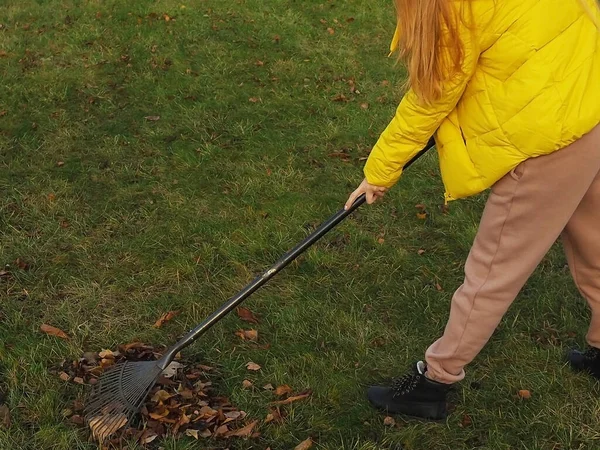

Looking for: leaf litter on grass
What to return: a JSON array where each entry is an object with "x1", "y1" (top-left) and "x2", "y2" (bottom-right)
[{"x1": 56, "y1": 342, "x2": 260, "y2": 447}]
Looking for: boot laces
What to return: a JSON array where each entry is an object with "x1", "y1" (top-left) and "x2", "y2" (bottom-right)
[
  {"x1": 391, "y1": 373, "x2": 420, "y2": 397},
  {"x1": 584, "y1": 347, "x2": 600, "y2": 363}
]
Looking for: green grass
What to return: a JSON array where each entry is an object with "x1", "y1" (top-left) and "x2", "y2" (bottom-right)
[{"x1": 1, "y1": 0, "x2": 599, "y2": 449}]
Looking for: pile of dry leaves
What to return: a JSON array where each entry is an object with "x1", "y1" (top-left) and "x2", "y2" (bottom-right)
[{"x1": 56, "y1": 342, "x2": 261, "y2": 448}]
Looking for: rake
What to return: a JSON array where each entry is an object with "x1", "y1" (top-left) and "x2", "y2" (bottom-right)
[{"x1": 84, "y1": 139, "x2": 434, "y2": 441}]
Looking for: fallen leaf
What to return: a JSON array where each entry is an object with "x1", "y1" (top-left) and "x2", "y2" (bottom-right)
[
  {"x1": 274, "y1": 385, "x2": 293, "y2": 397},
  {"x1": 163, "y1": 14, "x2": 171, "y2": 21},
  {"x1": 59, "y1": 372, "x2": 70, "y2": 382},
  {"x1": 320, "y1": 19, "x2": 327, "y2": 24},
  {"x1": 70, "y1": 415, "x2": 84, "y2": 425},
  {"x1": 295, "y1": 437, "x2": 313, "y2": 450},
  {"x1": 237, "y1": 307, "x2": 259, "y2": 324},
  {"x1": 40, "y1": 324, "x2": 69, "y2": 340},
  {"x1": 416, "y1": 212, "x2": 428, "y2": 220},
  {"x1": 248, "y1": 97, "x2": 260, "y2": 103},
  {"x1": 149, "y1": 409, "x2": 170, "y2": 420},
  {"x1": 153, "y1": 310, "x2": 179, "y2": 328},
  {"x1": 140, "y1": 430, "x2": 158, "y2": 444},
  {"x1": 263, "y1": 383, "x2": 274, "y2": 391},
  {"x1": 0, "y1": 405, "x2": 10, "y2": 428},
  {"x1": 518, "y1": 389, "x2": 531, "y2": 399},
  {"x1": 273, "y1": 35, "x2": 280, "y2": 43},
  {"x1": 226, "y1": 420, "x2": 258, "y2": 437},
  {"x1": 270, "y1": 390, "x2": 311, "y2": 406},
  {"x1": 214, "y1": 424, "x2": 229, "y2": 436},
  {"x1": 242, "y1": 379, "x2": 253, "y2": 389},
  {"x1": 151, "y1": 390, "x2": 174, "y2": 403},
  {"x1": 360, "y1": 103, "x2": 369, "y2": 110},
  {"x1": 418, "y1": 249, "x2": 426, "y2": 255},
  {"x1": 0, "y1": 51, "x2": 8, "y2": 57},
  {"x1": 15, "y1": 258, "x2": 30, "y2": 270},
  {"x1": 435, "y1": 283, "x2": 443, "y2": 291},
  {"x1": 383, "y1": 416, "x2": 395, "y2": 426},
  {"x1": 98, "y1": 349, "x2": 115, "y2": 359},
  {"x1": 415, "y1": 203, "x2": 426, "y2": 210},
  {"x1": 185, "y1": 428, "x2": 200, "y2": 439},
  {"x1": 256, "y1": 60, "x2": 265, "y2": 66},
  {"x1": 377, "y1": 237, "x2": 385, "y2": 244},
  {"x1": 246, "y1": 361, "x2": 261, "y2": 371},
  {"x1": 235, "y1": 329, "x2": 258, "y2": 341},
  {"x1": 161, "y1": 361, "x2": 184, "y2": 378},
  {"x1": 460, "y1": 414, "x2": 472, "y2": 427},
  {"x1": 144, "y1": 115, "x2": 161, "y2": 121},
  {"x1": 346, "y1": 17, "x2": 355, "y2": 22},
  {"x1": 332, "y1": 93, "x2": 348, "y2": 102},
  {"x1": 326, "y1": 27, "x2": 335, "y2": 35},
  {"x1": 73, "y1": 377, "x2": 84, "y2": 385}
]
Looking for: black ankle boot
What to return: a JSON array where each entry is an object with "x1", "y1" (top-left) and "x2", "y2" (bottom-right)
[
  {"x1": 567, "y1": 347, "x2": 600, "y2": 379},
  {"x1": 367, "y1": 361, "x2": 452, "y2": 421}
]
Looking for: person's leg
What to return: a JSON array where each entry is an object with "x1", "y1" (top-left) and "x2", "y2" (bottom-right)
[
  {"x1": 367, "y1": 124, "x2": 600, "y2": 420},
  {"x1": 425, "y1": 123, "x2": 600, "y2": 384},
  {"x1": 562, "y1": 159, "x2": 600, "y2": 378}
]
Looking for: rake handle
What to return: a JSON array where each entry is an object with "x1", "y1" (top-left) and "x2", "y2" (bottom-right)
[{"x1": 160, "y1": 138, "x2": 435, "y2": 367}]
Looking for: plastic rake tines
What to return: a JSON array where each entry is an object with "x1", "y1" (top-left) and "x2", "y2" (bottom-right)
[{"x1": 84, "y1": 360, "x2": 163, "y2": 442}]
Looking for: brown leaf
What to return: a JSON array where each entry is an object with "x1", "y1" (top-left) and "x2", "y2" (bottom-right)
[
  {"x1": 73, "y1": 377, "x2": 84, "y2": 385},
  {"x1": 185, "y1": 428, "x2": 200, "y2": 439},
  {"x1": 151, "y1": 390, "x2": 173, "y2": 403},
  {"x1": 270, "y1": 390, "x2": 311, "y2": 406},
  {"x1": 248, "y1": 97, "x2": 260, "y2": 103},
  {"x1": 518, "y1": 389, "x2": 531, "y2": 399},
  {"x1": 226, "y1": 420, "x2": 258, "y2": 437},
  {"x1": 235, "y1": 329, "x2": 258, "y2": 341},
  {"x1": 295, "y1": 437, "x2": 313, "y2": 450},
  {"x1": 0, "y1": 51, "x2": 8, "y2": 57},
  {"x1": 246, "y1": 361, "x2": 261, "y2": 371},
  {"x1": 40, "y1": 324, "x2": 69, "y2": 340},
  {"x1": 214, "y1": 424, "x2": 229, "y2": 436},
  {"x1": 460, "y1": 414, "x2": 472, "y2": 427},
  {"x1": 415, "y1": 203, "x2": 426, "y2": 210},
  {"x1": 435, "y1": 283, "x2": 443, "y2": 292},
  {"x1": 274, "y1": 385, "x2": 293, "y2": 397},
  {"x1": 331, "y1": 93, "x2": 348, "y2": 102},
  {"x1": 98, "y1": 349, "x2": 115, "y2": 359},
  {"x1": 319, "y1": 19, "x2": 327, "y2": 24},
  {"x1": 0, "y1": 405, "x2": 10, "y2": 428},
  {"x1": 237, "y1": 307, "x2": 259, "y2": 324},
  {"x1": 273, "y1": 35, "x2": 280, "y2": 43},
  {"x1": 153, "y1": 310, "x2": 179, "y2": 328},
  {"x1": 346, "y1": 17, "x2": 355, "y2": 23},
  {"x1": 149, "y1": 409, "x2": 170, "y2": 420},
  {"x1": 59, "y1": 372, "x2": 70, "y2": 382},
  {"x1": 15, "y1": 258, "x2": 30, "y2": 270},
  {"x1": 377, "y1": 237, "x2": 385, "y2": 244},
  {"x1": 144, "y1": 115, "x2": 161, "y2": 121},
  {"x1": 140, "y1": 429, "x2": 159, "y2": 444},
  {"x1": 326, "y1": 27, "x2": 335, "y2": 35},
  {"x1": 416, "y1": 212, "x2": 428, "y2": 220},
  {"x1": 263, "y1": 383, "x2": 274, "y2": 391},
  {"x1": 70, "y1": 414, "x2": 84, "y2": 425},
  {"x1": 242, "y1": 379, "x2": 253, "y2": 389},
  {"x1": 418, "y1": 249, "x2": 426, "y2": 255},
  {"x1": 383, "y1": 416, "x2": 395, "y2": 426},
  {"x1": 360, "y1": 103, "x2": 369, "y2": 110},
  {"x1": 256, "y1": 60, "x2": 265, "y2": 66}
]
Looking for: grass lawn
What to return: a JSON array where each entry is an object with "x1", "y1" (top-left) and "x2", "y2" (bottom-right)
[{"x1": 1, "y1": 0, "x2": 599, "y2": 449}]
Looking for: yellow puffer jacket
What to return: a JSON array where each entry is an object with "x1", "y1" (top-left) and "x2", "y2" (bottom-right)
[{"x1": 364, "y1": 0, "x2": 600, "y2": 202}]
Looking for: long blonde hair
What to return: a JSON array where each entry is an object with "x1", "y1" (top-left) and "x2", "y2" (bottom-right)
[
  {"x1": 394, "y1": 0, "x2": 598, "y2": 104},
  {"x1": 393, "y1": 0, "x2": 465, "y2": 104}
]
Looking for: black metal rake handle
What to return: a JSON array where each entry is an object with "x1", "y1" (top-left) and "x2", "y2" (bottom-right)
[{"x1": 159, "y1": 137, "x2": 435, "y2": 367}]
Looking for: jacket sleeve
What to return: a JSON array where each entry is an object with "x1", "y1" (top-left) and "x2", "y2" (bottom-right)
[{"x1": 363, "y1": 23, "x2": 480, "y2": 188}]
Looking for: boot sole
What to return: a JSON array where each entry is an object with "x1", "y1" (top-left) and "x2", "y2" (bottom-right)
[{"x1": 368, "y1": 396, "x2": 447, "y2": 422}]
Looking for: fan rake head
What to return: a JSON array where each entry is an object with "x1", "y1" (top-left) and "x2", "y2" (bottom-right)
[{"x1": 84, "y1": 360, "x2": 164, "y2": 442}]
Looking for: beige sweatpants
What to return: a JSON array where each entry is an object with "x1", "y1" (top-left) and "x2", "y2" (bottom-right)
[{"x1": 425, "y1": 123, "x2": 600, "y2": 384}]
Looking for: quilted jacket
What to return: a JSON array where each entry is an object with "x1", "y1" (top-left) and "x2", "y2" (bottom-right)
[{"x1": 363, "y1": 0, "x2": 600, "y2": 201}]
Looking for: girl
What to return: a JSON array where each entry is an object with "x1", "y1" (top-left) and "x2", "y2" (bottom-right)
[{"x1": 345, "y1": 0, "x2": 600, "y2": 420}]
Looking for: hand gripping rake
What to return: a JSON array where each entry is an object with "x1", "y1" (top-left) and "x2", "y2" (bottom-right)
[{"x1": 84, "y1": 139, "x2": 434, "y2": 441}]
